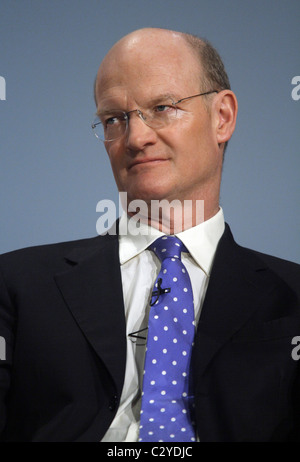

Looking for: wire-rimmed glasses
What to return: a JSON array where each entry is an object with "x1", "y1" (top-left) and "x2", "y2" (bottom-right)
[{"x1": 91, "y1": 90, "x2": 218, "y2": 142}]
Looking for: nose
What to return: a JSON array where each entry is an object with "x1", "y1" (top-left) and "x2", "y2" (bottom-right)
[{"x1": 125, "y1": 110, "x2": 157, "y2": 151}]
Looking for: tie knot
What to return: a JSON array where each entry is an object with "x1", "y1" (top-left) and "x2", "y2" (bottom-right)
[{"x1": 149, "y1": 236, "x2": 187, "y2": 262}]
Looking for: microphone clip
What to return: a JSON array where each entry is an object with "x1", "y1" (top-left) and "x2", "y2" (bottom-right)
[{"x1": 128, "y1": 327, "x2": 148, "y2": 344}]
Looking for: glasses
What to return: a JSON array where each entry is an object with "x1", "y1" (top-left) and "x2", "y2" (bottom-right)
[{"x1": 91, "y1": 90, "x2": 218, "y2": 142}]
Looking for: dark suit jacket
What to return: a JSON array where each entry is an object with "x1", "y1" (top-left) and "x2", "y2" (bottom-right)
[{"x1": 0, "y1": 224, "x2": 299, "y2": 442}]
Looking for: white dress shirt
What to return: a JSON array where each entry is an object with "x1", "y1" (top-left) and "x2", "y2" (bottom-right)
[{"x1": 101, "y1": 208, "x2": 225, "y2": 442}]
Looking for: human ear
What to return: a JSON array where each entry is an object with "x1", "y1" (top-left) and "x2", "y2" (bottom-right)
[{"x1": 214, "y1": 90, "x2": 238, "y2": 145}]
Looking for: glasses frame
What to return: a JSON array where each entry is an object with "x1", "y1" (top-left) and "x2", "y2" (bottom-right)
[
  {"x1": 92, "y1": 90, "x2": 219, "y2": 142},
  {"x1": 173, "y1": 90, "x2": 218, "y2": 106}
]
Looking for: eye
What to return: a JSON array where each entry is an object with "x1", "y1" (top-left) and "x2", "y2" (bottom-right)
[
  {"x1": 105, "y1": 117, "x2": 117, "y2": 126},
  {"x1": 104, "y1": 114, "x2": 125, "y2": 126},
  {"x1": 154, "y1": 104, "x2": 174, "y2": 113}
]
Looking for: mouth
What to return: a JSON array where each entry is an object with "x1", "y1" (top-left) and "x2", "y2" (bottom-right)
[{"x1": 128, "y1": 158, "x2": 169, "y2": 170}]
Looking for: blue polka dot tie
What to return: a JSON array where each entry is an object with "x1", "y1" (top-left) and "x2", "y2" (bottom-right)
[{"x1": 139, "y1": 235, "x2": 196, "y2": 442}]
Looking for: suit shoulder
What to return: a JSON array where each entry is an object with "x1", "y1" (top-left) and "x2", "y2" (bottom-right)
[
  {"x1": 0, "y1": 234, "x2": 115, "y2": 276},
  {"x1": 238, "y1": 245, "x2": 300, "y2": 295},
  {"x1": 221, "y1": 225, "x2": 300, "y2": 274},
  {"x1": 221, "y1": 225, "x2": 299, "y2": 295},
  {"x1": 0, "y1": 235, "x2": 99, "y2": 258},
  {"x1": 223, "y1": 225, "x2": 299, "y2": 272},
  {"x1": 251, "y1": 250, "x2": 300, "y2": 272},
  {"x1": 253, "y1": 249, "x2": 299, "y2": 285}
]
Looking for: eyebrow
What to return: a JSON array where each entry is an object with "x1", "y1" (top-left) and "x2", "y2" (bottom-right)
[
  {"x1": 96, "y1": 93, "x2": 180, "y2": 116},
  {"x1": 97, "y1": 108, "x2": 120, "y2": 117},
  {"x1": 147, "y1": 93, "x2": 178, "y2": 103}
]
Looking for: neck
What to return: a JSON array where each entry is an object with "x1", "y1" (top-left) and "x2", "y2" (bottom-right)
[{"x1": 126, "y1": 198, "x2": 220, "y2": 234}]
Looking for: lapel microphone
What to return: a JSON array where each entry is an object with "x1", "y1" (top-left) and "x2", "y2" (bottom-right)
[
  {"x1": 128, "y1": 279, "x2": 171, "y2": 344},
  {"x1": 150, "y1": 278, "x2": 171, "y2": 306}
]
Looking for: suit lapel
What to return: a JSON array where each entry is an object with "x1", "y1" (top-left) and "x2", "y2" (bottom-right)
[
  {"x1": 54, "y1": 234, "x2": 126, "y2": 397},
  {"x1": 193, "y1": 224, "x2": 276, "y2": 381},
  {"x1": 53, "y1": 224, "x2": 280, "y2": 399}
]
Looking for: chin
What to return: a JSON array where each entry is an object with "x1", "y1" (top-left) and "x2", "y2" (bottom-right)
[{"x1": 128, "y1": 185, "x2": 174, "y2": 204}]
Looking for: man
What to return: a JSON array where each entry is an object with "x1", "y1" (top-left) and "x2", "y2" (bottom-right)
[{"x1": 0, "y1": 28, "x2": 299, "y2": 442}]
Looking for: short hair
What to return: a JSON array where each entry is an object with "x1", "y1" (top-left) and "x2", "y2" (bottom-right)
[
  {"x1": 181, "y1": 33, "x2": 231, "y2": 155},
  {"x1": 182, "y1": 33, "x2": 231, "y2": 92}
]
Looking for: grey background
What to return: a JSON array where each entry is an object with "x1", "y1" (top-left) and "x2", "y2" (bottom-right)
[{"x1": 0, "y1": 0, "x2": 299, "y2": 262}]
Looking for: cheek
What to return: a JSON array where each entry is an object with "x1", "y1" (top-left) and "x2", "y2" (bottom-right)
[
  {"x1": 106, "y1": 152, "x2": 126, "y2": 187},
  {"x1": 106, "y1": 144, "x2": 124, "y2": 170},
  {"x1": 173, "y1": 126, "x2": 218, "y2": 173},
  {"x1": 174, "y1": 115, "x2": 212, "y2": 149}
]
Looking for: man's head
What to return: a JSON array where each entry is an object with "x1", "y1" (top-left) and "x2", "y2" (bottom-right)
[{"x1": 94, "y1": 28, "x2": 237, "y2": 221}]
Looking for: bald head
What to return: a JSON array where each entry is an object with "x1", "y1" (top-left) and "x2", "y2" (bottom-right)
[
  {"x1": 95, "y1": 28, "x2": 202, "y2": 104},
  {"x1": 94, "y1": 27, "x2": 230, "y2": 106},
  {"x1": 101, "y1": 27, "x2": 185, "y2": 63}
]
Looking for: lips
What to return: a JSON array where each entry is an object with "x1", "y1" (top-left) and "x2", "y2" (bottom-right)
[{"x1": 129, "y1": 158, "x2": 168, "y2": 169}]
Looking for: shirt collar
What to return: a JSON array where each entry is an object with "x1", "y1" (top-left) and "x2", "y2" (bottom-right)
[{"x1": 119, "y1": 207, "x2": 225, "y2": 276}]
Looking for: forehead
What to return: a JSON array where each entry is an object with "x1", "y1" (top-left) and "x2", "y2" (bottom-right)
[{"x1": 96, "y1": 34, "x2": 201, "y2": 105}]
